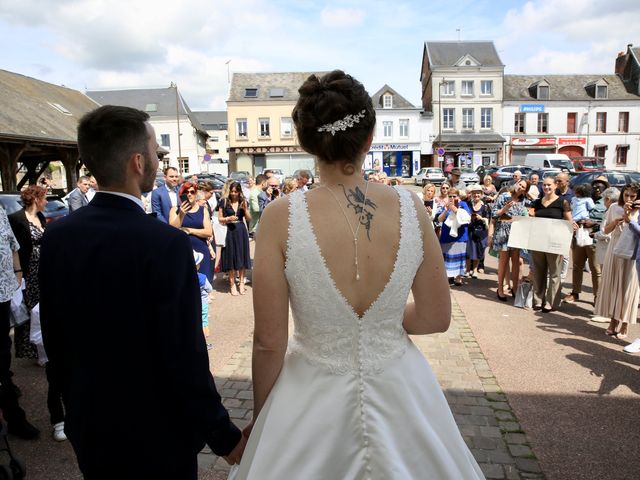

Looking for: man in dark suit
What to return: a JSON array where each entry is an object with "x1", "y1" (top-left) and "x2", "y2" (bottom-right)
[
  {"x1": 151, "y1": 166, "x2": 180, "y2": 222},
  {"x1": 40, "y1": 105, "x2": 245, "y2": 479},
  {"x1": 66, "y1": 176, "x2": 91, "y2": 212}
]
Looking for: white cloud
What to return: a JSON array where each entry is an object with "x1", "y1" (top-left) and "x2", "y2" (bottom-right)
[
  {"x1": 320, "y1": 7, "x2": 365, "y2": 28},
  {"x1": 499, "y1": 0, "x2": 640, "y2": 74}
]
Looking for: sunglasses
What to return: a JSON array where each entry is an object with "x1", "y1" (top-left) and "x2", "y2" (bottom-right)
[{"x1": 186, "y1": 190, "x2": 196, "y2": 195}]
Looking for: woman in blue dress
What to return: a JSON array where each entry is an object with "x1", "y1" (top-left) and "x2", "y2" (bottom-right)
[
  {"x1": 169, "y1": 181, "x2": 213, "y2": 282},
  {"x1": 218, "y1": 182, "x2": 252, "y2": 296},
  {"x1": 436, "y1": 187, "x2": 471, "y2": 286}
]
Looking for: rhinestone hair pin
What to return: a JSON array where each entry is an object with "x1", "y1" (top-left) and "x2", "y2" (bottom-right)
[{"x1": 317, "y1": 110, "x2": 366, "y2": 136}]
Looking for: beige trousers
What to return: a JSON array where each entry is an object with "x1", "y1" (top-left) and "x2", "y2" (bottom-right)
[
  {"x1": 571, "y1": 244, "x2": 601, "y2": 297},
  {"x1": 531, "y1": 251, "x2": 563, "y2": 309}
]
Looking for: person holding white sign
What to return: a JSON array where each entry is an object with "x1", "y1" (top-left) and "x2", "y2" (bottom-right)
[{"x1": 529, "y1": 179, "x2": 575, "y2": 312}]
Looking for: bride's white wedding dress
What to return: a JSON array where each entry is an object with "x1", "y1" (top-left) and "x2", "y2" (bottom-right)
[{"x1": 230, "y1": 187, "x2": 484, "y2": 479}]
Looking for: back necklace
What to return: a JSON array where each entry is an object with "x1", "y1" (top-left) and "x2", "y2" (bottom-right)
[{"x1": 323, "y1": 181, "x2": 370, "y2": 281}]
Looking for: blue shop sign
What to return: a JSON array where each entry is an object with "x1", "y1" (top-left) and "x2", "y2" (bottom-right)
[{"x1": 520, "y1": 104, "x2": 545, "y2": 113}]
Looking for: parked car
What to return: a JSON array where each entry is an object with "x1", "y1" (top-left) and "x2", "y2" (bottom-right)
[
  {"x1": 460, "y1": 168, "x2": 480, "y2": 186},
  {"x1": 524, "y1": 153, "x2": 574, "y2": 172},
  {"x1": 415, "y1": 167, "x2": 446, "y2": 186},
  {"x1": 569, "y1": 170, "x2": 640, "y2": 190},
  {"x1": 487, "y1": 165, "x2": 533, "y2": 189},
  {"x1": 229, "y1": 171, "x2": 251, "y2": 181},
  {"x1": 0, "y1": 192, "x2": 69, "y2": 223},
  {"x1": 571, "y1": 156, "x2": 605, "y2": 171}
]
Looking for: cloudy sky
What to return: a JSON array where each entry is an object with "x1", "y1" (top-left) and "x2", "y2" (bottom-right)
[{"x1": 1, "y1": 0, "x2": 638, "y2": 111}]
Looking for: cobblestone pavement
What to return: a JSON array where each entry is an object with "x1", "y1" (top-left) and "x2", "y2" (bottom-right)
[{"x1": 198, "y1": 295, "x2": 544, "y2": 480}]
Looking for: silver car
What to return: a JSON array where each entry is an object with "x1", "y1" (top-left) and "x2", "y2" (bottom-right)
[
  {"x1": 415, "y1": 167, "x2": 446, "y2": 186},
  {"x1": 460, "y1": 168, "x2": 480, "y2": 186}
]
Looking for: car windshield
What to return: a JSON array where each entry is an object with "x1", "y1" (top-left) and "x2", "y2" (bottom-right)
[
  {"x1": 549, "y1": 159, "x2": 573, "y2": 170},
  {"x1": 426, "y1": 169, "x2": 442, "y2": 174},
  {"x1": 461, "y1": 169, "x2": 475, "y2": 173}
]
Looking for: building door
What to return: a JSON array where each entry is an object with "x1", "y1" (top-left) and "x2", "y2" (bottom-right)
[
  {"x1": 558, "y1": 146, "x2": 584, "y2": 157},
  {"x1": 382, "y1": 151, "x2": 395, "y2": 176},
  {"x1": 400, "y1": 152, "x2": 411, "y2": 177}
]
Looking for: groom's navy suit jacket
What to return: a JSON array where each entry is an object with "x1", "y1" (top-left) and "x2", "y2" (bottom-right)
[{"x1": 39, "y1": 192, "x2": 240, "y2": 479}]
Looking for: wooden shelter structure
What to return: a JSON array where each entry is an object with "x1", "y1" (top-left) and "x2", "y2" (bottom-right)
[{"x1": 0, "y1": 69, "x2": 99, "y2": 192}]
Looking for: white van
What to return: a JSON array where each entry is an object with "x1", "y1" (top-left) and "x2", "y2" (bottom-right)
[{"x1": 524, "y1": 153, "x2": 574, "y2": 172}]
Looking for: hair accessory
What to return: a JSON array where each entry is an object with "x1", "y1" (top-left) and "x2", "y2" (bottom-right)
[{"x1": 317, "y1": 110, "x2": 366, "y2": 136}]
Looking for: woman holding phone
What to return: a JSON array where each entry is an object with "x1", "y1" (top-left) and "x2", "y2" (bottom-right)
[
  {"x1": 437, "y1": 187, "x2": 471, "y2": 286},
  {"x1": 169, "y1": 181, "x2": 214, "y2": 282}
]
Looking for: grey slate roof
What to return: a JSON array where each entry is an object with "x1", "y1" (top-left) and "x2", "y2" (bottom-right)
[
  {"x1": 504, "y1": 74, "x2": 640, "y2": 101},
  {"x1": 371, "y1": 85, "x2": 416, "y2": 109},
  {"x1": 425, "y1": 41, "x2": 504, "y2": 67},
  {"x1": 193, "y1": 111, "x2": 227, "y2": 130},
  {"x1": 0, "y1": 69, "x2": 99, "y2": 143},
  {"x1": 86, "y1": 87, "x2": 207, "y2": 135},
  {"x1": 228, "y1": 72, "x2": 329, "y2": 102}
]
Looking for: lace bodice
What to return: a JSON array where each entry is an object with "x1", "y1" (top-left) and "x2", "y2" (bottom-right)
[{"x1": 284, "y1": 187, "x2": 424, "y2": 375}]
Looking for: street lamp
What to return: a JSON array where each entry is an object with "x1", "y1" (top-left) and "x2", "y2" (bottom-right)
[{"x1": 437, "y1": 78, "x2": 447, "y2": 167}]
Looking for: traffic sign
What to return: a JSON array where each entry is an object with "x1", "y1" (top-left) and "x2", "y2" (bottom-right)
[{"x1": 437, "y1": 147, "x2": 445, "y2": 156}]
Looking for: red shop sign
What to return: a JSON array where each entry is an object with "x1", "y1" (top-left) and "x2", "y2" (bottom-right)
[{"x1": 558, "y1": 137, "x2": 586, "y2": 145}]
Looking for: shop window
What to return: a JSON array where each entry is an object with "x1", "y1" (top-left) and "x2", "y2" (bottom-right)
[
  {"x1": 596, "y1": 112, "x2": 607, "y2": 133},
  {"x1": 514, "y1": 113, "x2": 525, "y2": 133},
  {"x1": 619, "y1": 112, "x2": 629, "y2": 133},
  {"x1": 537, "y1": 113, "x2": 548, "y2": 133},
  {"x1": 481, "y1": 108, "x2": 492, "y2": 129}
]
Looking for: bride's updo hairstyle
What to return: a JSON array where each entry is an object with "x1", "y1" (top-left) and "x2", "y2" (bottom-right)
[{"x1": 292, "y1": 70, "x2": 375, "y2": 166}]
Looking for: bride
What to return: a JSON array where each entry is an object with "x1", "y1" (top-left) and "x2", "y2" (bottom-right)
[{"x1": 230, "y1": 70, "x2": 484, "y2": 479}]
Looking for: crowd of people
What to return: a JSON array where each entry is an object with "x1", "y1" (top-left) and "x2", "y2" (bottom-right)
[{"x1": 418, "y1": 168, "x2": 640, "y2": 354}]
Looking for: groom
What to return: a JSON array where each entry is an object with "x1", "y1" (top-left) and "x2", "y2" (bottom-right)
[{"x1": 40, "y1": 105, "x2": 245, "y2": 479}]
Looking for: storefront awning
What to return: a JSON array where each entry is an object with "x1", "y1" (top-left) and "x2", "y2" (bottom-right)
[{"x1": 434, "y1": 133, "x2": 507, "y2": 144}]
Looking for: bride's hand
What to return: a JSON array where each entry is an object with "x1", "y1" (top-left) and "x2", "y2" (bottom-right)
[{"x1": 224, "y1": 431, "x2": 248, "y2": 465}]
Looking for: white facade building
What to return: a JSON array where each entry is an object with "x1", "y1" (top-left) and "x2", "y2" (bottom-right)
[
  {"x1": 365, "y1": 85, "x2": 431, "y2": 177},
  {"x1": 193, "y1": 111, "x2": 230, "y2": 175},
  {"x1": 87, "y1": 87, "x2": 208, "y2": 175},
  {"x1": 421, "y1": 41, "x2": 507, "y2": 169},
  {"x1": 503, "y1": 74, "x2": 640, "y2": 169}
]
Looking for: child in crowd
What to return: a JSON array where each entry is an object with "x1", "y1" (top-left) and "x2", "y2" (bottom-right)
[
  {"x1": 194, "y1": 251, "x2": 213, "y2": 350},
  {"x1": 571, "y1": 184, "x2": 595, "y2": 222}
]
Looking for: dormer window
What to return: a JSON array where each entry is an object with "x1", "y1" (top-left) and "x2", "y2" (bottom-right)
[
  {"x1": 596, "y1": 85, "x2": 608, "y2": 99},
  {"x1": 383, "y1": 94, "x2": 393, "y2": 108},
  {"x1": 537, "y1": 85, "x2": 549, "y2": 100},
  {"x1": 244, "y1": 88, "x2": 258, "y2": 98}
]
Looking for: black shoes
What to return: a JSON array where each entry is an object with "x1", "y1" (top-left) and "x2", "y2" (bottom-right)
[{"x1": 8, "y1": 420, "x2": 40, "y2": 440}]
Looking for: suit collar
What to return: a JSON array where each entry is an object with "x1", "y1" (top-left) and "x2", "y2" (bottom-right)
[{"x1": 90, "y1": 192, "x2": 145, "y2": 213}]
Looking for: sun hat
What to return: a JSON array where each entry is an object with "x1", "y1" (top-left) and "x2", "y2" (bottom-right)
[
  {"x1": 468, "y1": 184, "x2": 483, "y2": 192},
  {"x1": 591, "y1": 175, "x2": 609, "y2": 188}
]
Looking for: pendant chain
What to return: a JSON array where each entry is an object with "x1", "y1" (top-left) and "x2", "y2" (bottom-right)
[{"x1": 323, "y1": 181, "x2": 370, "y2": 281}]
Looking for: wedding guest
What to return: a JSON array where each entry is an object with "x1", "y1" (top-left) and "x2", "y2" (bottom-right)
[
  {"x1": 435, "y1": 182, "x2": 451, "y2": 208},
  {"x1": 218, "y1": 182, "x2": 252, "y2": 296},
  {"x1": 169, "y1": 182, "x2": 214, "y2": 283},
  {"x1": 437, "y1": 187, "x2": 471, "y2": 286},
  {"x1": 594, "y1": 183, "x2": 640, "y2": 338},
  {"x1": 466, "y1": 185, "x2": 490, "y2": 278},
  {"x1": 490, "y1": 183, "x2": 528, "y2": 301},
  {"x1": 422, "y1": 183, "x2": 437, "y2": 217},
  {"x1": 481, "y1": 175, "x2": 497, "y2": 204},
  {"x1": 623, "y1": 218, "x2": 640, "y2": 353},
  {"x1": 282, "y1": 178, "x2": 298, "y2": 195},
  {"x1": 529, "y1": 178, "x2": 574, "y2": 312}
]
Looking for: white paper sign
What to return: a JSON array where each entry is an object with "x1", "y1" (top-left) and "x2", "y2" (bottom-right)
[{"x1": 507, "y1": 216, "x2": 573, "y2": 255}]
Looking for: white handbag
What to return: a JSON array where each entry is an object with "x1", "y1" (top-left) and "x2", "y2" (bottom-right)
[
  {"x1": 612, "y1": 225, "x2": 638, "y2": 260},
  {"x1": 575, "y1": 226, "x2": 593, "y2": 247},
  {"x1": 9, "y1": 280, "x2": 29, "y2": 327}
]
